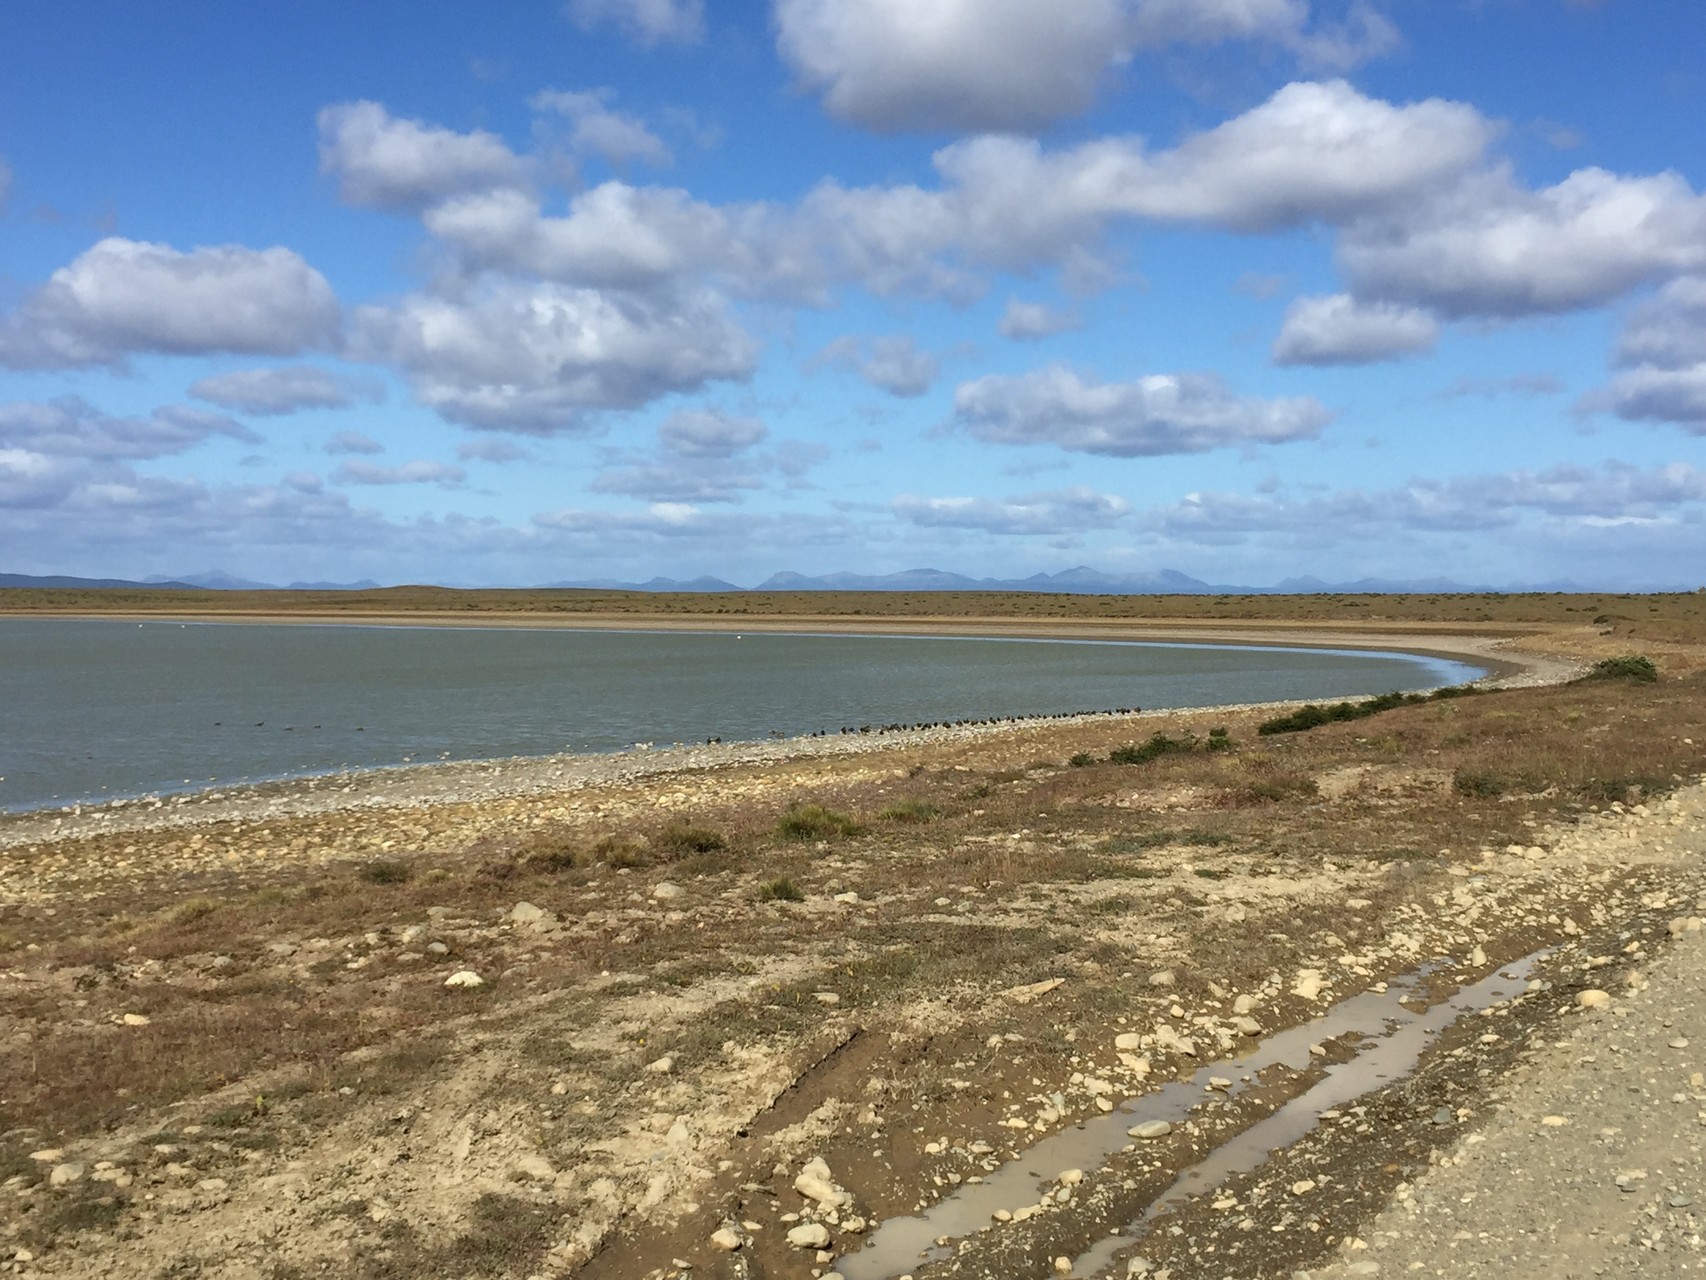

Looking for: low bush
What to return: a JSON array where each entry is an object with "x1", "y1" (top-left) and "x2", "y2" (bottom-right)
[
  {"x1": 1068, "y1": 752, "x2": 1098, "y2": 768},
  {"x1": 1452, "y1": 768, "x2": 1505, "y2": 798},
  {"x1": 775, "y1": 804, "x2": 863, "y2": 841},
  {"x1": 1258, "y1": 685, "x2": 1480, "y2": 735},
  {"x1": 1109, "y1": 733, "x2": 1193, "y2": 765},
  {"x1": 1579, "y1": 655, "x2": 1659, "y2": 683},
  {"x1": 358, "y1": 858, "x2": 412, "y2": 885},
  {"x1": 755, "y1": 876, "x2": 805, "y2": 902},
  {"x1": 653, "y1": 822, "x2": 727, "y2": 858}
]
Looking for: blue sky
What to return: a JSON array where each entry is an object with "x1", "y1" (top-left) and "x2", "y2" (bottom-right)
[{"x1": 2, "y1": 0, "x2": 1704, "y2": 589}]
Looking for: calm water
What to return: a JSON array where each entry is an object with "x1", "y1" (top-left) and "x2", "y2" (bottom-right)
[{"x1": 0, "y1": 619, "x2": 1483, "y2": 813}]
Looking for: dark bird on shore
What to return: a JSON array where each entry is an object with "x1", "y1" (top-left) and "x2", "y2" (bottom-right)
[{"x1": 255, "y1": 722, "x2": 264, "y2": 727}]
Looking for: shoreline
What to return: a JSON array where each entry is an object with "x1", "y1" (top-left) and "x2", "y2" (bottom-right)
[{"x1": 0, "y1": 625, "x2": 1579, "y2": 848}]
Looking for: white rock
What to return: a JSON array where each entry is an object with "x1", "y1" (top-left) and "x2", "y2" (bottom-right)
[
  {"x1": 1114, "y1": 1032, "x2": 1143, "y2": 1051},
  {"x1": 1152, "y1": 1024, "x2": 1195, "y2": 1056},
  {"x1": 1577, "y1": 989, "x2": 1612, "y2": 1010},
  {"x1": 1147, "y1": 970, "x2": 1176, "y2": 987},
  {"x1": 1058, "y1": 1168, "x2": 1084, "y2": 1186},
  {"x1": 795, "y1": 1157, "x2": 850, "y2": 1208},
  {"x1": 49, "y1": 1163, "x2": 84, "y2": 1187},
  {"x1": 653, "y1": 882, "x2": 685, "y2": 901},
  {"x1": 1004, "y1": 977, "x2": 1066, "y2": 1003},
  {"x1": 786, "y1": 1222, "x2": 831, "y2": 1249},
  {"x1": 507, "y1": 901, "x2": 546, "y2": 925},
  {"x1": 1128, "y1": 1120, "x2": 1172, "y2": 1140},
  {"x1": 120, "y1": 1013, "x2": 151, "y2": 1027},
  {"x1": 1292, "y1": 969, "x2": 1325, "y2": 1000},
  {"x1": 711, "y1": 1227, "x2": 743, "y2": 1251},
  {"x1": 513, "y1": 1153, "x2": 555, "y2": 1181},
  {"x1": 646, "y1": 1055, "x2": 676, "y2": 1074},
  {"x1": 1232, "y1": 994, "x2": 1259, "y2": 1015},
  {"x1": 443, "y1": 970, "x2": 484, "y2": 988}
]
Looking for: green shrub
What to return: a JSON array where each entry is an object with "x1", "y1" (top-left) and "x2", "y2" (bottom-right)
[
  {"x1": 359, "y1": 858, "x2": 413, "y2": 885},
  {"x1": 1452, "y1": 768, "x2": 1505, "y2": 798},
  {"x1": 654, "y1": 822, "x2": 727, "y2": 857},
  {"x1": 1068, "y1": 751, "x2": 1098, "y2": 768},
  {"x1": 1579, "y1": 655, "x2": 1659, "y2": 683},
  {"x1": 775, "y1": 804, "x2": 863, "y2": 841},
  {"x1": 1109, "y1": 733, "x2": 1192, "y2": 765},
  {"x1": 756, "y1": 876, "x2": 805, "y2": 902},
  {"x1": 1206, "y1": 726, "x2": 1233, "y2": 752},
  {"x1": 1258, "y1": 686, "x2": 1478, "y2": 735}
]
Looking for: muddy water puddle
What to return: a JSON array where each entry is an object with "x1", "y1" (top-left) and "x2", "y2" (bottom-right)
[{"x1": 839, "y1": 952, "x2": 1545, "y2": 1279}]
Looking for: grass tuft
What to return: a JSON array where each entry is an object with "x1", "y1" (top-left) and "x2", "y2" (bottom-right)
[
  {"x1": 755, "y1": 876, "x2": 805, "y2": 902},
  {"x1": 775, "y1": 803, "x2": 863, "y2": 841}
]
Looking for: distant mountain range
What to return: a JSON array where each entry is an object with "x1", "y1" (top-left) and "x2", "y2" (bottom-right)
[
  {"x1": 0, "y1": 570, "x2": 380, "y2": 591},
  {"x1": 4, "y1": 565, "x2": 1673, "y2": 594},
  {"x1": 547, "y1": 565, "x2": 1594, "y2": 594}
]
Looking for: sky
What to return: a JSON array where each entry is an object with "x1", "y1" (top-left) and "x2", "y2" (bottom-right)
[{"x1": 1, "y1": 0, "x2": 1704, "y2": 590}]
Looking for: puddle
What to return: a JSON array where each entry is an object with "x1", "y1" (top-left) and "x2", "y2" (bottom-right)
[{"x1": 838, "y1": 953, "x2": 1545, "y2": 1280}]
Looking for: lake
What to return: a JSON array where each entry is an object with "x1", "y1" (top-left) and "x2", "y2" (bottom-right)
[{"x1": 0, "y1": 619, "x2": 1484, "y2": 812}]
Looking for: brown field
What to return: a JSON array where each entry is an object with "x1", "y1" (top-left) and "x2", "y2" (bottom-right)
[{"x1": 1, "y1": 591, "x2": 1704, "y2": 1279}]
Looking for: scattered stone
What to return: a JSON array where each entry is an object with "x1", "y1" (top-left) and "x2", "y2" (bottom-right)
[
  {"x1": 646, "y1": 1055, "x2": 675, "y2": 1074},
  {"x1": 120, "y1": 1012, "x2": 151, "y2": 1027},
  {"x1": 653, "y1": 882, "x2": 684, "y2": 901},
  {"x1": 507, "y1": 901, "x2": 546, "y2": 925},
  {"x1": 1114, "y1": 1032, "x2": 1143, "y2": 1051},
  {"x1": 1577, "y1": 989, "x2": 1612, "y2": 1010},
  {"x1": 710, "y1": 1227, "x2": 742, "y2": 1251},
  {"x1": 1431, "y1": 1107, "x2": 1455, "y2": 1127},
  {"x1": 795, "y1": 1157, "x2": 850, "y2": 1208},
  {"x1": 49, "y1": 1163, "x2": 84, "y2": 1187},
  {"x1": 513, "y1": 1153, "x2": 555, "y2": 1181},
  {"x1": 426, "y1": 941, "x2": 450, "y2": 956},
  {"x1": 786, "y1": 1222, "x2": 831, "y2": 1250},
  {"x1": 1541, "y1": 1115, "x2": 1568, "y2": 1127},
  {"x1": 443, "y1": 970, "x2": 484, "y2": 989},
  {"x1": 1129, "y1": 1120, "x2": 1172, "y2": 1140},
  {"x1": 1147, "y1": 970, "x2": 1176, "y2": 988},
  {"x1": 1291, "y1": 1179, "x2": 1317, "y2": 1195},
  {"x1": 1058, "y1": 1168, "x2": 1084, "y2": 1186},
  {"x1": 29, "y1": 1149, "x2": 64, "y2": 1163},
  {"x1": 1054, "y1": 1257, "x2": 1073, "y2": 1274},
  {"x1": 1670, "y1": 1036, "x2": 1690, "y2": 1049},
  {"x1": 1292, "y1": 969, "x2": 1325, "y2": 1000}
]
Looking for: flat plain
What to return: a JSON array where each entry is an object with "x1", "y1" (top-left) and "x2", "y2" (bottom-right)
[{"x1": 2, "y1": 588, "x2": 1705, "y2": 1280}]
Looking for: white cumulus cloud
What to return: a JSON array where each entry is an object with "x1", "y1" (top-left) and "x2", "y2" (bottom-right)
[
  {"x1": 0, "y1": 238, "x2": 338, "y2": 370},
  {"x1": 775, "y1": 0, "x2": 1400, "y2": 133},
  {"x1": 1000, "y1": 299, "x2": 1082, "y2": 340},
  {"x1": 816, "y1": 334, "x2": 941, "y2": 397},
  {"x1": 317, "y1": 101, "x2": 527, "y2": 210},
  {"x1": 346, "y1": 282, "x2": 759, "y2": 434},
  {"x1": 1340, "y1": 167, "x2": 1706, "y2": 318},
  {"x1": 532, "y1": 89, "x2": 673, "y2": 167},
  {"x1": 954, "y1": 365, "x2": 1331, "y2": 456},
  {"x1": 1272, "y1": 293, "x2": 1438, "y2": 365},
  {"x1": 566, "y1": 0, "x2": 704, "y2": 46},
  {"x1": 190, "y1": 365, "x2": 381, "y2": 415},
  {"x1": 892, "y1": 486, "x2": 1130, "y2": 535}
]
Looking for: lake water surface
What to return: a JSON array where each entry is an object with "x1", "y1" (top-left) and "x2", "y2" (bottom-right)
[{"x1": 0, "y1": 619, "x2": 1484, "y2": 812}]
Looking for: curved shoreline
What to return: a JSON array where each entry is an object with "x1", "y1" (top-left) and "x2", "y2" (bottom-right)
[{"x1": 0, "y1": 625, "x2": 1580, "y2": 849}]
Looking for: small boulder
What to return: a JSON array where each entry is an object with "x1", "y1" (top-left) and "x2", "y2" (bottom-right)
[
  {"x1": 786, "y1": 1222, "x2": 831, "y2": 1250},
  {"x1": 443, "y1": 970, "x2": 484, "y2": 989}
]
